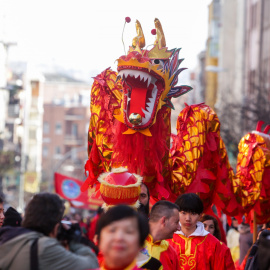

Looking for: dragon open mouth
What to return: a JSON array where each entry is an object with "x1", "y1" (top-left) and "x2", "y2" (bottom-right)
[{"x1": 118, "y1": 67, "x2": 164, "y2": 129}]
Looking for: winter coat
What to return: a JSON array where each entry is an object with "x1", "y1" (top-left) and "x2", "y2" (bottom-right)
[{"x1": 0, "y1": 226, "x2": 99, "y2": 270}]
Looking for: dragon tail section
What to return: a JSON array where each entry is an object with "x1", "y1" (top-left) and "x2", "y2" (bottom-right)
[
  {"x1": 233, "y1": 129, "x2": 270, "y2": 224},
  {"x1": 169, "y1": 103, "x2": 240, "y2": 216}
]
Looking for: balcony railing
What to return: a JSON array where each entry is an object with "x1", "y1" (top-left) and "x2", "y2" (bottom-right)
[
  {"x1": 64, "y1": 115, "x2": 84, "y2": 121},
  {"x1": 64, "y1": 135, "x2": 83, "y2": 145}
]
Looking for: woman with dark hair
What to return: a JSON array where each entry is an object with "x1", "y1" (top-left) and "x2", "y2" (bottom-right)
[
  {"x1": 200, "y1": 214, "x2": 222, "y2": 241},
  {"x1": 96, "y1": 204, "x2": 161, "y2": 270}
]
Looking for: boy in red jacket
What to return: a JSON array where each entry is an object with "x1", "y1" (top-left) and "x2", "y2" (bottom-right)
[{"x1": 169, "y1": 193, "x2": 235, "y2": 270}]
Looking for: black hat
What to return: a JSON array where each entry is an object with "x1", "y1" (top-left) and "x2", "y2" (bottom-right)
[{"x1": 3, "y1": 207, "x2": 22, "y2": 227}]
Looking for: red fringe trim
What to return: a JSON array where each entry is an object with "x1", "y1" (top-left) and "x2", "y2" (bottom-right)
[{"x1": 111, "y1": 110, "x2": 169, "y2": 180}]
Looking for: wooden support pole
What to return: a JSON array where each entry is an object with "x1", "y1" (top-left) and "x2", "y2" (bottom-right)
[{"x1": 253, "y1": 211, "x2": 257, "y2": 243}]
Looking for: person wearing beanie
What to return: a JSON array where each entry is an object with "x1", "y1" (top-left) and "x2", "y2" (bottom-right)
[{"x1": 3, "y1": 207, "x2": 22, "y2": 227}]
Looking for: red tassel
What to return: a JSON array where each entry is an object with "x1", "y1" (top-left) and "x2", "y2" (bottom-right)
[
  {"x1": 112, "y1": 109, "x2": 169, "y2": 185},
  {"x1": 227, "y1": 215, "x2": 232, "y2": 226}
]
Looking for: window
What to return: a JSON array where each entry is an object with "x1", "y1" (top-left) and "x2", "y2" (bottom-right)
[
  {"x1": 55, "y1": 123, "x2": 62, "y2": 135},
  {"x1": 31, "y1": 81, "x2": 39, "y2": 97},
  {"x1": 250, "y1": 3, "x2": 257, "y2": 30},
  {"x1": 43, "y1": 122, "x2": 49, "y2": 134},
  {"x1": 43, "y1": 146, "x2": 48, "y2": 157},
  {"x1": 29, "y1": 129, "x2": 36, "y2": 140},
  {"x1": 71, "y1": 123, "x2": 78, "y2": 137},
  {"x1": 55, "y1": 146, "x2": 61, "y2": 155},
  {"x1": 43, "y1": 138, "x2": 51, "y2": 143}
]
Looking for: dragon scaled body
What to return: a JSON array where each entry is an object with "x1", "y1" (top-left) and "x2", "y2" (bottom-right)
[{"x1": 82, "y1": 19, "x2": 270, "y2": 222}]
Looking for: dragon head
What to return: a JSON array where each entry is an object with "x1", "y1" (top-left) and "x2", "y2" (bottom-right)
[{"x1": 116, "y1": 18, "x2": 192, "y2": 135}]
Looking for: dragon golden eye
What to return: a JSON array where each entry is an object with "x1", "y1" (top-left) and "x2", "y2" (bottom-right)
[{"x1": 154, "y1": 59, "x2": 160, "y2": 64}]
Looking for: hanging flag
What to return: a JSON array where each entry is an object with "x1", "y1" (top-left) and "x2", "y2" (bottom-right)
[{"x1": 54, "y1": 172, "x2": 102, "y2": 209}]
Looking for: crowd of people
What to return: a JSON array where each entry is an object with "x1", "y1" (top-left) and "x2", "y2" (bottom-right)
[{"x1": 0, "y1": 190, "x2": 270, "y2": 270}]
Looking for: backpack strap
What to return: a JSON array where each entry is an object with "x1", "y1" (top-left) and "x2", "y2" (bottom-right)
[{"x1": 30, "y1": 238, "x2": 39, "y2": 270}]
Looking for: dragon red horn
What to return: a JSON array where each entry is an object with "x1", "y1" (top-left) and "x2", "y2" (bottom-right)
[
  {"x1": 256, "y1": 120, "x2": 265, "y2": 132},
  {"x1": 263, "y1": 124, "x2": 270, "y2": 134}
]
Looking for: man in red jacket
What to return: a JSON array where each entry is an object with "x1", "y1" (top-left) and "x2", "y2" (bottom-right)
[{"x1": 169, "y1": 193, "x2": 235, "y2": 270}]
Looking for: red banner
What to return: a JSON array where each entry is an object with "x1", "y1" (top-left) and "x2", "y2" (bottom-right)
[{"x1": 54, "y1": 173, "x2": 103, "y2": 209}]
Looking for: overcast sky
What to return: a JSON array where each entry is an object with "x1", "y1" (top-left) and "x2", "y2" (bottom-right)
[{"x1": 1, "y1": 0, "x2": 212, "y2": 75}]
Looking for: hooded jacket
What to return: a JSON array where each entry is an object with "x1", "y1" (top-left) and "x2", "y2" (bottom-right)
[
  {"x1": 0, "y1": 226, "x2": 99, "y2": 270},
  {"x1": 168, "y1": 222, "x2": 235, "y2": 270}
]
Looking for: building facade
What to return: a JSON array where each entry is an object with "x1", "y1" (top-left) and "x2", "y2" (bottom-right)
[
  {"x1": 204, "y1": 0, "x2": 221, "y2": 109},
  {"x1": 41, "y1": 74, "x2": 91, "y2": 191},
  {"x1": 244, "y1": 0, "x2": 270, "y2": 131}
]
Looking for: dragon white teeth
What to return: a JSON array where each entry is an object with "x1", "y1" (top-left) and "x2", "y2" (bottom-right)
[
  {"x1": 127, "y1": 97, "x2": 131, "y2": 102},
  {"x1": 141, "y1": 108, "x2": 151, "y2": 117},
  {"x1": 118, "y1": 70, "x2": 124, "y2": 78},
  {"x1": 118, "y1": 69, "x2": 152, "y2": 85},
  {"x1": 149, "y1": 97, "x2": 155, "y2": 103},
  {"x1": 141, "y1": 84, "x2": 159, "y2": 126},
  {"x1": 152, "y1": 85, "x2": 158, "y2": 95}
]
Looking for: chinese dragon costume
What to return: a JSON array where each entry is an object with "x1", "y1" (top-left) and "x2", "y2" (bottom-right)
[{"x1": 81, "y1": 18, "x2": 270, "y2": 223}]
